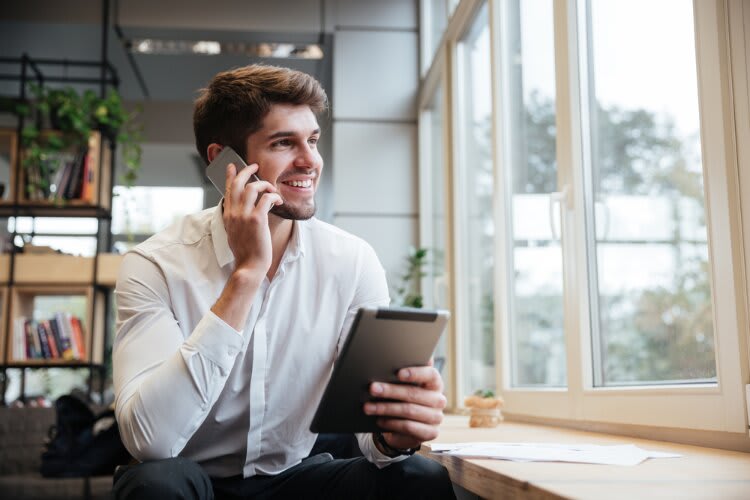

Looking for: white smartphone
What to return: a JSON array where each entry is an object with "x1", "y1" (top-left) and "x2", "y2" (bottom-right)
[{"x1": 205, "y1": 146, "x2": 261, "y2": 193}]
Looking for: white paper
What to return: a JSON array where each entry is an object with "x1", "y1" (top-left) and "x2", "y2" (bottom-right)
[{"x1": 430, "y1": 442, "x2": 681, "y2": 466}]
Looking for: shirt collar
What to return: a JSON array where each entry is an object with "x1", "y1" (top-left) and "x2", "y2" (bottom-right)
[{"x1": 210, "y1": 200, "x2": 308, "y2": 270}]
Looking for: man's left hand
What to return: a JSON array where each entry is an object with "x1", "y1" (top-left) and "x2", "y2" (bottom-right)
[{"x1": 364, "y1": 360, "x2": 447, "y2": 452}]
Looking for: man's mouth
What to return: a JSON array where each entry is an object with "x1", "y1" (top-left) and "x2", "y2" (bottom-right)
[{"x1": 281, "y1": 179, "x2": 313, "y2": 188}]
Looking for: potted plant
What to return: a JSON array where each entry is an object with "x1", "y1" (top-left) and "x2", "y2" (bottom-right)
[
  {"x1": 15, "y1": 84, "x2": 142, "y2": 201},
  {"x1": 394, "y1": 246, "x2": 429, "y2": 308}
]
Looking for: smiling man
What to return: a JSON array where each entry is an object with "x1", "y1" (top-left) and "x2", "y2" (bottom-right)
[{"x1": 111, "y1": 65, "x2": 455, "y2": 499}]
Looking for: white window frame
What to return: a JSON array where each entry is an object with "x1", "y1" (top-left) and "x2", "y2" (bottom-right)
[
  {"x1": 493, "y1": 0, "x2": 749, "y2": 433},
  {"x1": 418, "y1": 44, "x2": 459, "y2": 407},
  {"x1": 420, "y1": 0, "x2": 750, "y2": 435}
]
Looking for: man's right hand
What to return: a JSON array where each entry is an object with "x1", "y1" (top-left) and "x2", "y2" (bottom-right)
[{"x1": 222, "y1": 162, "x2": 283, "y2": 276}]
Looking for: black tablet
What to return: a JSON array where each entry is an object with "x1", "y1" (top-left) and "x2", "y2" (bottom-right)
[{"x1": 310, "y1": 306, "x2": 450, "y2": 433}]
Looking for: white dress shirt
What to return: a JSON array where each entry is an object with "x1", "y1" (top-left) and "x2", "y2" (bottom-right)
[{"x1": 113, "y1": 204, "x2": 404, "y2": 478}]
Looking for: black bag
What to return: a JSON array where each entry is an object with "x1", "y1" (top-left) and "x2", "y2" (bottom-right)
[{"x1": 41, "y1": 394, "x2": 131, "y2": 477}]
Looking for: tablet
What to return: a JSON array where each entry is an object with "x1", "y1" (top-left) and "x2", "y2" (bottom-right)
[{"x1": 310, "y1": 306, "x2": 450, "y2": 433}]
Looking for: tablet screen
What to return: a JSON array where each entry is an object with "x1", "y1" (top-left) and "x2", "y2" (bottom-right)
[{"x1": 310, "y1": 307, "x2": 449, "y2": 433}]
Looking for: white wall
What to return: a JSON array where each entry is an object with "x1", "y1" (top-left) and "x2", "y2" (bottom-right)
[{"x1": 329, "y1": 0, "x2": 420, "y2": 296}]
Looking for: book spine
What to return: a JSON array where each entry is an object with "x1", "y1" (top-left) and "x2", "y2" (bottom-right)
[
  {"x1": 71, "y1": 316, "x2": 87, "y2": 360},
  {"x1": 55, "y1": 312, "x2": 75, "y2": 360},
  {"x1": 81, "y1": 144, "x2": 94, "y2": 203},
  {"x1": 42, "y1": 320, "x2": 59, "y2": 359},
  {"x1": 14, "y1": 317, "x2": 26, "y2": 360},
  {"x1": 37, "y1": 322, "x2": 51, "y2": 359},
  {"x1": 65, "y1": 149, "x2": 85, "y2": 199},
  {"x1": 22, "y1": 319, "x2": 33, "y2": 359},
  {"x1": 48, "y1": 315, "x2": 70, "y2": 360},
  {"x1": 29, "y1": 318, "x2": 41, "y2": 359}
]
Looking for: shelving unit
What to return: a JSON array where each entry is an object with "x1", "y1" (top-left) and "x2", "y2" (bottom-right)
[{"x1": 0, "y1": 54, "x2": 122, "y2": 404}]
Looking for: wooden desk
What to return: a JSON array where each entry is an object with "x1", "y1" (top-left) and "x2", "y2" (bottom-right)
[{"x1": 423, "y1": 416, "x2": 750, "y2": 499}]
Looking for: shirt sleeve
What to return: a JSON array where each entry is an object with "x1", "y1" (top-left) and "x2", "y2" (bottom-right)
[{"x1": 113, "y1": 251, "x2": 244, "y2": 461}]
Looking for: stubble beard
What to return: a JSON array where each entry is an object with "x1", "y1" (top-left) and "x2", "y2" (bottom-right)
[{"x1": 270, "y1": 198, "x2": 316, "y2": 220}]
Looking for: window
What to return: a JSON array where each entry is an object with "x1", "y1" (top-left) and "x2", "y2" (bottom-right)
[
  {"x1": 496, "y1": 0, "x2": 566, "y2": 389},
  {"x1": 111, "y1": 186, "x2": 204, "y2": 252},
  {"x1": 455, "y1": 2, "x2": 496, "y2": 398},
  {"x1": 424, "y1": 84, "x2": 452, "y2": 390},
  {"x1": 421, "y1": 0, "x2": 749, "y2": 435},
  {"x1": 582, "y1": 0, "x2": 715, "y2": 386},
  {"x1": 8, "y1": 217, "x2": 98, "y2": 256},
  {"x1": 421, "y1": 0, "x2": 450, "y2": 74}
]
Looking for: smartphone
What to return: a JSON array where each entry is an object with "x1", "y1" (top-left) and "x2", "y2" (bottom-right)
[{"x1": 205, "y1": 146, "x2": 261, "y2": 193}]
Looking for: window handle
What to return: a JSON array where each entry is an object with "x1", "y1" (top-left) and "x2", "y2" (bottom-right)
[{"x1": 548, "y1": 185, "x2": 571, "y2": 241}]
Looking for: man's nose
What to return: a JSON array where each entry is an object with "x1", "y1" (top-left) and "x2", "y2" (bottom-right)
[{"x1": 294, "y1": 143, "x2": 320, "y2": 167}]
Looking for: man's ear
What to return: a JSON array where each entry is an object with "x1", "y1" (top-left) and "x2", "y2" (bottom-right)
[{"x1": 206, "y1": 143, "x2": 223, "y2": 163}]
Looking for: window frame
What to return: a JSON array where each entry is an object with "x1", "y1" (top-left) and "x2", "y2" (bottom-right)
[{"x1": 420, "y1": 0, "x2": 750, "y2": 434}]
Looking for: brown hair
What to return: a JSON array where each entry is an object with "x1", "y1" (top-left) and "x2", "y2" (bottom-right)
[{"x1": 193, "y1": 64, "x2": 328, "y2": 164}]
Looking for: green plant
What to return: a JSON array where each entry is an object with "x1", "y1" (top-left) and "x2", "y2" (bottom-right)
[
  {"x1": 15, "y1": 84, "x2": 143, "y2": 198},
  {"x1": 394, "y1": 247, "x2": 429, "y2": 308},
  {"x1": 473, "y1": 389, "x2": 495, "y2": 398}
]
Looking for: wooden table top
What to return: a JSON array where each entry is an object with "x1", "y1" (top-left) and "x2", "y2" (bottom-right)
[{"x1": 422, "y1": 415, "x2": 750, "y2": 500}]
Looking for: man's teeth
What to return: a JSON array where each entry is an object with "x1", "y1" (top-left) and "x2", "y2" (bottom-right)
[{"x1": 284, "y1": 180, "x2": 312, "y2": 188}]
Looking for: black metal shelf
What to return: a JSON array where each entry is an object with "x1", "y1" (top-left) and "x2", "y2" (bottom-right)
[{"x1": 0, "y1": 43, "x2": 119, "y2": 405}]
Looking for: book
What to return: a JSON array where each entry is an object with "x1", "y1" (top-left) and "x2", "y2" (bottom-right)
[
  {"x1": 42, "y1": 320, "x2": 59, "y2": 359},
  {"x1": 37, "y1": 321, "x2": 52, "y2": 359},
  {"x1": 70, "y1": 316, "x2": 87, "y2": 360},
  {"x1": 55, "y1": 312, "x2": 76, "y2": 360},
  {"x1": 14, "y1": 317, "x2": 25, "y2": 360},
  {"x1": 21, "y1": 319, "x2": 34, "y2": 360},
  {"x1": 65, "y1": 148, "x2": 86, "y2": 199},
  {"x1": 28, "y1": 318, "x2": 42, "y2": 359}
]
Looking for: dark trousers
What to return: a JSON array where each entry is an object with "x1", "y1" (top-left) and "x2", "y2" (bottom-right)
[{"x1": 112, "y1": 453, "x2": 455, "y2": 500}]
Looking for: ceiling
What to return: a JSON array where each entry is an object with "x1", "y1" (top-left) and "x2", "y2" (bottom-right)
[{"x1": 0, "y1": 0, "x2": 333, "y2": 102}]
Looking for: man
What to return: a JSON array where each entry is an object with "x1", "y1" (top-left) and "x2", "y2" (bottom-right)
[{"x1": 112, "y1": 64, "x2": 455, "y2": 499}]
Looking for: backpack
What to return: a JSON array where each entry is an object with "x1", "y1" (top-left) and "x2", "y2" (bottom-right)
[{"x1": 40, "y1": 394, "x2": 131, "y2": 477}]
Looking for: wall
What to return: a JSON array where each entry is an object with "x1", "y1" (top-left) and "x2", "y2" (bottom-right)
[{"x1": 329, "y1": 0, "x2": 420, "y2": 291}]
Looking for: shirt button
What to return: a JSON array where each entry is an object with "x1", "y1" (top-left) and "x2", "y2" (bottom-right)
[{"x1": 228, "y1": 348, "x2": 237, "y2": 356}]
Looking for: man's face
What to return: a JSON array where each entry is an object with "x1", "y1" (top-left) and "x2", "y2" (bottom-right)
[{"x1": 245, "y1": 104, "x2": 323, "y2": 220}]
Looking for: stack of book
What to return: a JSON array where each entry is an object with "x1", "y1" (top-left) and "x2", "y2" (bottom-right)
[
  {"x1": 11, "y1": 312, "x2": 87, "y2": 361},
  {"x1": 26, "y1": 144, "x2": 96, "y2": 202}
]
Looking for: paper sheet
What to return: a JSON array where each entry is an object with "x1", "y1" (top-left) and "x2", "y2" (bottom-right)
[{"x1": 430, "y1": 442, "x2": 681, "y2": 466}]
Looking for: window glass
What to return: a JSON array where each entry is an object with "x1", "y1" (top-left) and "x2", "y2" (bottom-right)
[
  {"x1": 584, "y1": 0, "x2": 715, "y2": 385},
  {"x1": 426, "y1": 84, "x2": 450, "y2": 384},
  {"x1": 504, "y1": 0, "x2": 566, "y2": 387},
  {"x1": 457, "y1": 2, "x2": 495, "y2": 397},
  {"x1": 425, "y1": 0, "x2": 449, "y2": 70},
  {"x1": 111, "y1": 186, "x2": 204, "y2": 237}
]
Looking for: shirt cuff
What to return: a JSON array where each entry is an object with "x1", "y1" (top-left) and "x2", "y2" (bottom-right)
[
  {"x1": 183, "y1": 310, "x2": 244, "y2": 374},
  {"x1": 358, "y1": 433, "x2": 409, "y2": 469}
]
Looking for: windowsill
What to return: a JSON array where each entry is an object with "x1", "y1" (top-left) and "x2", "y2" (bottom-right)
[{"x1": 423, "y1": 415, "x2": 750, "y2": 499}]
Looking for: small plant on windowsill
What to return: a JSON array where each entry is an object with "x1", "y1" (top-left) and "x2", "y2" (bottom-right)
[
  {"x1": 15, "y1": 84, "x2": 143, "y2": 201},
  {"x1": 464, "y1": 389, "x2": 504, "y2": 428},
  {"x1": 393, "y1": 246, "x2": 429, "y2": 308}
]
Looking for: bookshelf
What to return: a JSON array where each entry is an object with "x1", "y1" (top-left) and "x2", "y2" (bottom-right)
[{"x1": 0, "y1": 55, "x2": 121, "y2": 404}]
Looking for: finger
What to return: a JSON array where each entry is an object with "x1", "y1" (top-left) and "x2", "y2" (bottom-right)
[
  {"x1": 370, "y1": 382, "x2": 447, "y2": 409},
  {"x1": 364, "y1": 401, "x2": 443, "y2": 425},
  {"x1": 397, "y1": 366, "x2": 443, "y2": 392},
  {"x1": 255, "y1": 192, "x2": 284, "y2": 214},
  {"x1": 239, "y1": 180, "x2": 277, "y2": 210},
  {"x1": 230, "y1": 163, "x2": 259, "y2": 203},
  {"x1": 224, "y1": 163, "x2": 238, "y2": 209},
  {"x1": 377, "y1": 418, "x2": 440, "y2": 443}
]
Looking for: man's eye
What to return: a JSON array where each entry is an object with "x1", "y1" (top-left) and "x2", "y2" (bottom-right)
[
  {"x1": 308, "y1": 137, "x2": 319, "y2": 146},
  {"x1": 272, "y1": 139, "x2": 291, "y2": 148}
]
